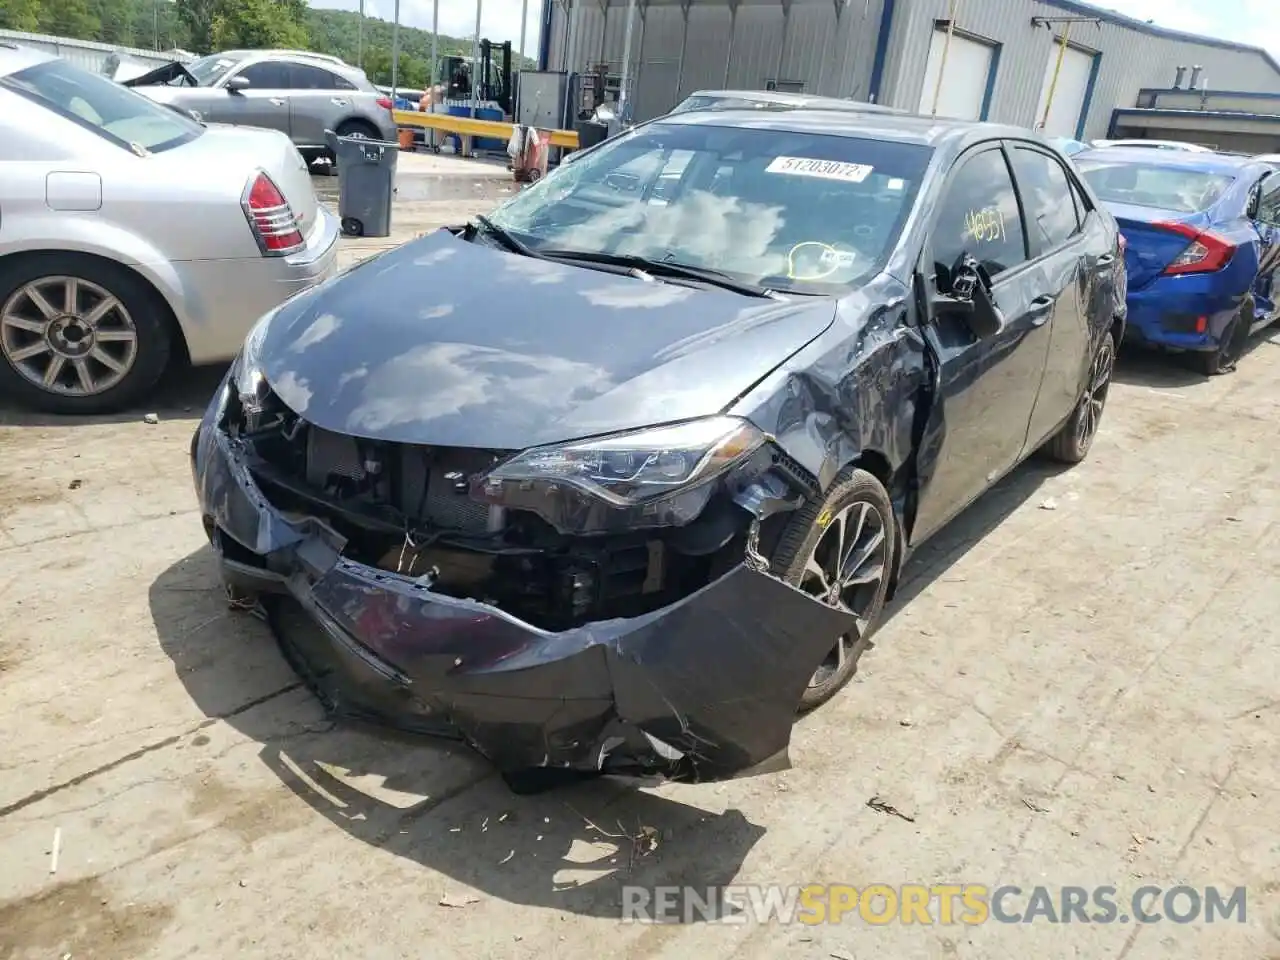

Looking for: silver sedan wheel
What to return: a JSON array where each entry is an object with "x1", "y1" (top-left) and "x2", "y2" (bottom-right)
[
  {"x1": 0, "y1": 275, "x2": 139, "y2": 397},
  {"x1": 797, "y1": 500, "x2": 889, "y2": 688}
]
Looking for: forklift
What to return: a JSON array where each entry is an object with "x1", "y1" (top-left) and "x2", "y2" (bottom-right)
[{"x1": 439, "y1": 39, "x2": 513, "y2": 115}]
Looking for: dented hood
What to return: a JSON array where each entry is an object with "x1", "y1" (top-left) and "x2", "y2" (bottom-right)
[
  {"x1": 256, "y1": 230, "x2": 838, "y2": 449},
  {"x1": 119, "y1": 60, "x2": 197, "y2": 87}
]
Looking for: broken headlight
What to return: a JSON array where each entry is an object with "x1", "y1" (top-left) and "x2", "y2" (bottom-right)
[
  {"x1": 233, "y1": 308, "x2": 275, "y2": 415},
  {"x1": 476, "y1": 417, "x2": 766, "y2": 534}
]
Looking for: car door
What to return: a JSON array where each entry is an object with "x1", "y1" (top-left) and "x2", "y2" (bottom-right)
[
  {"x1": 910, "y1": 144, "x2": 1055, "y2": 545},
  {"x1": 1006, "y1": 144, "x2": 1098, "y2": 453},
  {"x1": 213, "y1": 60, "x2": 292, "y2": 138},
  {"x1": 1250, "y1": 172, "x2": 1280, "y2": 323},
  {"x1": 284, "y1": 62, "x2": 351, "y2": 148}
]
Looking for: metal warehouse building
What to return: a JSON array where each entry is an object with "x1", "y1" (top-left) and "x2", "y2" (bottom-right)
[{"x1": 535, "y1": 0, "x2": 1280, "y2": 140}]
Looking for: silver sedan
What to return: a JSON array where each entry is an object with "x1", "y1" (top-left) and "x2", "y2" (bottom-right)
[{"x1": 0, "y1": 43, "x2": 339, "y2": 414}]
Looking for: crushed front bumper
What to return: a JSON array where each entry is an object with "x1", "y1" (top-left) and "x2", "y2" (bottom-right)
[{"x1": 190, "y1": 406, "x2": 855, "y2": 782}]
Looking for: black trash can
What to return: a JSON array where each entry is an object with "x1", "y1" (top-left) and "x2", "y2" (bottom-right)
[
  {"x1": 574, "y1": 119, "x2": 610, "y2": 151},
  {"x1": 326, "y1": 129, "x2": 399, "y2": 238}
]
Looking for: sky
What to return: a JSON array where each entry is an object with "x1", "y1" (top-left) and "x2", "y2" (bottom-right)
[{"x1": 305, "y1": 0, "x2": 1280, "y2": 65}]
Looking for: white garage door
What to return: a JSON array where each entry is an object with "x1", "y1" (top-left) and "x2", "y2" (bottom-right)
[
  {"x1": 918, "y1": 29, "x2": 994, "y2": 120},
  {"x1": 1035, "y1": 42, "x2": 1095, "y2": 137}
]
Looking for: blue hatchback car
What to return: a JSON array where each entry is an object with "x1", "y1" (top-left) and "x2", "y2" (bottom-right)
[{"x1": 1073, "y1": 148, "x2": 1280, "y2": 373}]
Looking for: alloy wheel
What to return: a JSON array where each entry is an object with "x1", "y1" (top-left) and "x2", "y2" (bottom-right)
[
  {"x1": 1075, "y1": 337, "x2": 1115, "y2": 450},
  {"x1": 797, "y1": 500, "x2": 889, "y2": 688},
  {"x1": 0, "y1": 276, "x2": 139, "y2": 397}
]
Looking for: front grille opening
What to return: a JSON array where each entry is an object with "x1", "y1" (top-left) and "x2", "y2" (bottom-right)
[{"x1": 232, "y1": 394, "x2": 752, "y2": 631}]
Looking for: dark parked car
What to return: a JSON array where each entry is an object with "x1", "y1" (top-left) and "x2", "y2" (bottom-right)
[
  {"x1": 1074, "y1": 148, "x2": 1280, "y2": 374},
  {"x1": 191, "y1": 110, "x2": 1125, "y2": 788}
]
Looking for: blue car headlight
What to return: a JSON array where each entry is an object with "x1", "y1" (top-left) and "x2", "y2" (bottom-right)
[{"x1": 476, "y1": 416, "x2": 767, "y2": 534}]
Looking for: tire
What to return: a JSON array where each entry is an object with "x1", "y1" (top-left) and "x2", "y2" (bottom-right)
[
  {"x1": 1043, "y1": 331, "x2": 1116, "y2": 465},
  {"x1": 1192, "y1": 306, "x2": 1248, "y2": 376},
  {"x1": 341, "y1": 217, "x2": 364, "y2": 237},
  {"x1": 0, "y1": 254, "x2": 173, "y2": 415},
  {"x1": 769, "y1": 467, "x2": 896, "y2": 711}
]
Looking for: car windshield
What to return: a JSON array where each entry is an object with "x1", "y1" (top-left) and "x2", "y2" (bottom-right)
[
  {"x1": 484, "y1": 121, "x2": 932, "y2": 293},
  {"x1": 4, "y1": 58, "x2": 203, "y2": 154},
  {"x1": 1075, "y1": 160, "x2": 1234, "y2": 213},
  {"x1": 187, "y1": 52, "x2": 247, "y2": 86}
]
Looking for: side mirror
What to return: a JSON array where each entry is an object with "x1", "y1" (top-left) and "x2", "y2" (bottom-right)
[
  {"x1": 227, "y1": 75, "x2": 250, "y2": 93},
  {"x1": 932, "y1": 253, "x2": 1002, "y2": 339}
]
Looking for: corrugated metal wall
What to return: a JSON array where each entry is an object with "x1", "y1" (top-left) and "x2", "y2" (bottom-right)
[
  {"x1": 0, "y1": 29, "x2": 190, "y2": 74},
  {"x1": 547, "y1": 0, "x2": 885, "y2": 122},
  {"x1": 878, "y1": 0, "x2": 1280, "y2": 139},
  {"x1": 549, "y1": 0, "x2": 1280, "y2": 137}
]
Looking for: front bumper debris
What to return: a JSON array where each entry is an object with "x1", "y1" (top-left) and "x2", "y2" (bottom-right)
[{"x1": 191, "y1": 414, "x2": 856, "y2": 782}]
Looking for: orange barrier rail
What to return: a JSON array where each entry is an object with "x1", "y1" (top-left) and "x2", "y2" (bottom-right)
[{"x1": 392, "y1": 109, "x2": 580, "y2": 150}]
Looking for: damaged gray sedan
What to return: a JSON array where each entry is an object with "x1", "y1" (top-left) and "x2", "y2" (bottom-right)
[{"x1": 191, "y1": 108, "x2": 1125, "y2": 786}]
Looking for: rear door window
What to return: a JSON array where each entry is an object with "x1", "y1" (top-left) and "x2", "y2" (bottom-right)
[
  {"x1": 932, "y1": 147, "x2": 1029, "y2": 278},
  {"x1": 1009, "y1": 146, "x2": 1080, "y2": 258},
  {"x1": 289, "y1": 64, "x2": 339, "y2": 90},
  {"x1": 237, "y1": 61, "x2": 290, "y2": 89}
]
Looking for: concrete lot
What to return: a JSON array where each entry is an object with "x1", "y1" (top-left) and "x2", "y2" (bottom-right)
[{"x1": 2, "y1": 153, "x2": 1279, "y2": 960}]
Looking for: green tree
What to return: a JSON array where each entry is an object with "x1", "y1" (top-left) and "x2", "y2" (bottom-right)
[
  {"x1": 94, "y1": 0, "x2": 137, "y2": 45},
  {"x1": 0, "y1": 0, "x2": 43, "y2": 31},
  {"x1": 211, "y1": 0, "x2": 306, "y2": 49},
  {"x1": 176, "y1": 0, "x2": 217, "y2": 52},
  {"x1": 44, "y1": 0, "x2": 101, "y2": 37}
]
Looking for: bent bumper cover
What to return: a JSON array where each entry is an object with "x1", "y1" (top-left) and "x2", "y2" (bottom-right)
[{"x1": 191, "y1": 415, "x2": 856, "y2": 781}]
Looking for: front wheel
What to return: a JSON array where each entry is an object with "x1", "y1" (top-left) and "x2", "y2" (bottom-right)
[
  {"x1": 770, "y1": 468, "x2": 895, "y2": 711},
  {"x1": 1043, "y1": 331, "x2": 1116, "y2": 464}
]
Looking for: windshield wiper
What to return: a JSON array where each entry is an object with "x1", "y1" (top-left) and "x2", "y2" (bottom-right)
[
  {"x1": 470, "y1": 215, "x2": 545, "y2": 259},
  {"x1": 538, "y1": 250, "x2": 777, "y2": 298}
]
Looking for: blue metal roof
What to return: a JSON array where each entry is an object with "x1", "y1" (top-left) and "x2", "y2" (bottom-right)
[{"x1": 1042, "y1": 0, "x2": 1280, "y2": 78}]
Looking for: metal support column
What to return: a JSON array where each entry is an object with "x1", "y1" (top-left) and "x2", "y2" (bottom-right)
[
  {"x1": 632, "y1": 0, "x2": 648, "y2": 112},
  {"x1": 618, "y1": 0, "x2": 637, "y2": 122},
  {"x1": 357, "y1": 0, "x2": 364, "y2": 68},
  {"x1": 431, "y1": 0, "x2": 439, "y2": 88},
  {"x1": 516, "y1": 0, "x2": 528, "y2": 118},
  {"x1": 674, "y1": 0, "x2": 691, "y2": 102},
  {"x1": 774, "y1": 0, "x2": 791, "y2": 88},
  {"x1": 723, "y1": 0, "x2": 739, "y2": 88},
  {"x1": 391, "y1": 0, "x2": 401, "y2": 100},
  {"x1": 815, "y1": 0, "x2": 845, "y2": 95},
  {"x1": 471, "y1": 0, "x2": 482, "y2": 118}
]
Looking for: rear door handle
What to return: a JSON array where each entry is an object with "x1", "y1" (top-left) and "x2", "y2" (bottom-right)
[
  {"x1": 331, "y1": 98, "x2": 349, "y2": 107},
  {"x1": 1028, "y1": 295, "x2": 1055, "y2": 325},
  {"x1": 269, "y1": 97, "x2": 286, "y2": 106}
]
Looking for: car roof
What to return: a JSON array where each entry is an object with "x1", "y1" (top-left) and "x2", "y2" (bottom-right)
[
  {"x1": 1097, "y1": 138, "x2": 1213, "y2": 151},
  {"x1": 681, "y1": 89, "x2": 904, "y2": 114},
  {"x1": 657, "y1": 107, "x2": 1054, "y2": 151},
  {"x1": 0, "y1": 41, "x2": 57, "y2": 77},
  {"x1": 1074, "y1": 146, "x2": 1263, "y2": 175}
]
